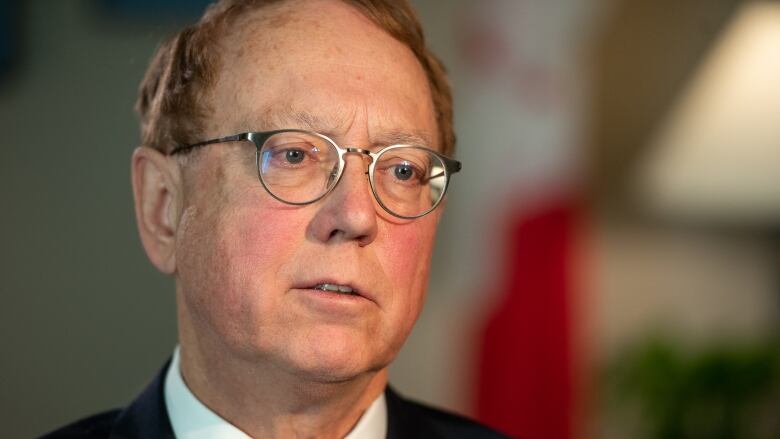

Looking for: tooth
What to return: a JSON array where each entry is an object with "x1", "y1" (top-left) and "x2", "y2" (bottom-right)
[{"x1": 314, "y1": 283, "x2": 356, "y2": 294}]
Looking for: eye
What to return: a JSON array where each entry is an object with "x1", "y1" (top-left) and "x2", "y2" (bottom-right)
[
  {"x1": 394, "y1": 162, "x2": 415, "y2": 181},
  {"x1": 285, "y1": 149, "x2": 305, "y2": 164}
]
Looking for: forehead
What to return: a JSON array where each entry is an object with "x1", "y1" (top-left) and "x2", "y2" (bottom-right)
[{"x1": 205, "y1": 0, "x2": 438, "y2": 148}]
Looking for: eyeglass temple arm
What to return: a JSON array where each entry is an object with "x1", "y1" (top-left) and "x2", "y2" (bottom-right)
[
  {"x1": 421, "y1": 156, "x2": 461, "y2": 184},
  {"x1": 442, "y1": 156, "x2": 462, "y2": 174},
  {"x1": 169, "y1": 133, "x2": 251, "y2": 155}
]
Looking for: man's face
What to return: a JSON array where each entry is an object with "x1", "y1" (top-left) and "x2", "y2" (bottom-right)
[{"x1": 173, "y1": 0, "x2": 441, "y2": 381}]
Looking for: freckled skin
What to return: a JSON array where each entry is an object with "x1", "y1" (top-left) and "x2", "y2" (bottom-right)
[{"x1": 174, "y1": 0, "x2": 440, "y2": 395}]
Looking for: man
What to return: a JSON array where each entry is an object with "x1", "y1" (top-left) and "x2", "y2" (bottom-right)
[{"x1": 43, "y1": 0, "x2": 507, "y2": 437}]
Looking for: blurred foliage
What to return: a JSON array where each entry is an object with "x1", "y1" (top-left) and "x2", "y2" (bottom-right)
[{"x1": 603, "y1": 336, "x2": 780, "y2": 439}]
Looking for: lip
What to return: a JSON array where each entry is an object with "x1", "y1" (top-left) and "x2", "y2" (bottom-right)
[{"x1": 293, "y1": 278, "x2": 376, "y2": 304}]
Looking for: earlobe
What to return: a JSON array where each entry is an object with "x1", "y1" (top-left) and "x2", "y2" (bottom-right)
[{"x1": 131, "y1": 146, "x2": 181, "y2": 274}]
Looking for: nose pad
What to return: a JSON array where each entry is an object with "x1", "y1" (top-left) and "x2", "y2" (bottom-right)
[
  {"x1": 335, "y1": 149, "x2": 373, "y2": 190},
  {"x1": 334, "y1": 154, "x2": 374, "y2": 203}
]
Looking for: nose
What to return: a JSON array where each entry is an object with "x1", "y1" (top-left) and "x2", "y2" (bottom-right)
[{"x1": 307, "y1": 153, "x2": 378, "y2": 246}]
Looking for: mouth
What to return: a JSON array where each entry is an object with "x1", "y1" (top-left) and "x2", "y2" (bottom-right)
[
  {"x1": 294, "y1": 278, "x2": 375, "y2": 304},
  {"x1": 294, "y1": 279, "x2": 374, "y2": 315},
  {"x1": 313, "y1": 283, "x2": 361, "y2": 296}
]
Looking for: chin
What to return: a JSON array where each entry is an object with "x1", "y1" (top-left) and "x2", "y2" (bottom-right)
[{"x1": 281, "y1": 328, "x2": 390, "y2": 383}]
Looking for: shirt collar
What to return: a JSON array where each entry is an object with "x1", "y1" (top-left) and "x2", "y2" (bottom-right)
[{"x1": 164, "y1": 346, "x2": 387, "y2": 439}]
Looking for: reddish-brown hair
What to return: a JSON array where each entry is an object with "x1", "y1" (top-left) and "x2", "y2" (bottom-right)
[{"x1": 135, "y1": 0, "x2": 455, "y2": 156}]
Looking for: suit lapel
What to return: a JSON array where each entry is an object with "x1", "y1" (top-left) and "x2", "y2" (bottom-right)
[
  {"x1": 385, "y1": 386, "x2": 441, "y2": 439},
  {"x1": 109, "y1": 360, "x2": 175, "y2": 439}
]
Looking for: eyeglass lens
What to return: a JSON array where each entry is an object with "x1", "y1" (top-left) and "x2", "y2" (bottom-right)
[{"x1": 255, "y1": 131, "x2": 447, "y2": 218}]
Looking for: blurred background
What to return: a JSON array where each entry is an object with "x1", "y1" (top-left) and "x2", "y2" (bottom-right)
[{"x1": 1, "y1": 0, "x2": 779, "y2": 438}]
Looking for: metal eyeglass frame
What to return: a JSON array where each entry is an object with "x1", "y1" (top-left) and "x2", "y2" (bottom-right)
[{"x1": 169, "y1": 129, "x2": 462, "y2": 219}]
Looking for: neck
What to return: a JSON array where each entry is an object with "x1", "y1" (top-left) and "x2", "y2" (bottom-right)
[{"x1": 177, "y1": 318, "x2": 387, "y2": 438}]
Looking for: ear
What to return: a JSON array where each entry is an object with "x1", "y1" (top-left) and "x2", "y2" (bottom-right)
[{"x1": 131, "y1": 146, "x2": 182, "y2": 274}]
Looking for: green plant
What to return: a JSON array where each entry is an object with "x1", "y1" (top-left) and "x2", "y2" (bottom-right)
[{"x1": 603, "y1": 336, "x2": 780, "y2": 439}]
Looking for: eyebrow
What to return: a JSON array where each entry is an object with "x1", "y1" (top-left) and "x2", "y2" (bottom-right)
[
  {"x1": 254, "y1": 107, "x2": 436, "y2": 149},
  {"x1": 371, "y1": 130, "x2": 433, "y2": 148}
]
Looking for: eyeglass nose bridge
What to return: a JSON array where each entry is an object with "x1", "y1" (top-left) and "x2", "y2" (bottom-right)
[
  {"x1": 341, "y1": 147, "x2": 375, "y2": 174},
  {"x1": 343, "y1": 147, "x2": 371, "y2": 155}
]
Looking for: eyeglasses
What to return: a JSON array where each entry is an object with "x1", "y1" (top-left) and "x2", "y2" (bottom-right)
[{"x1": 170, "y1": 129, "x2": 461, "y2": 219}]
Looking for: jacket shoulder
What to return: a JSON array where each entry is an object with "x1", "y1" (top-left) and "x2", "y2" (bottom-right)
[
  {"x1": 38, "y1": 409, "x2": 121, "y2": 439},
  {"x1": 407, "y1": 400, "x2": 511, "y2": 438},
  {"x1": 385, "y1": 387, "x2": 511, "y2": 438}
]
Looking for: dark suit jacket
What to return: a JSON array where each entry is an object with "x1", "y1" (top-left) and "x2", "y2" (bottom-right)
[{"x1": 41, "y1": 361, "x2": 510, "y2": 438}]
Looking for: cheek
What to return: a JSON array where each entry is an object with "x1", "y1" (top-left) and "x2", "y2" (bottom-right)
[
  {"x1": 379, "y1": 218, "x2": 438, "y2": 310},
  {"x1": 175, "y1": 197, "x2": 307, "y2": 340}
]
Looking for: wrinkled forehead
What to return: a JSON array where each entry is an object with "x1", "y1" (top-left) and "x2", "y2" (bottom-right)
[
  {"x1": 250, "y1": 106, "x2": 436, "y2": 149},
  {"x1": 202, "y1": 0, "x2": 438, "y2": 147}
]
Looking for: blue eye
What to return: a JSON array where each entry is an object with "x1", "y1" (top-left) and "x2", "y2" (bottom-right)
[
  {"x1": 285, "y1": 149, "x2": 305, "y2": 164},
  {"x1": 394, "y1": 163, "x2": 414, "y2": 181}
]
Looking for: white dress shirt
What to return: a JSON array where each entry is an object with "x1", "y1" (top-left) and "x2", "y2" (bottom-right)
[{"x1": 164, "y1": 347, "x2": 388, "y2": 438}]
